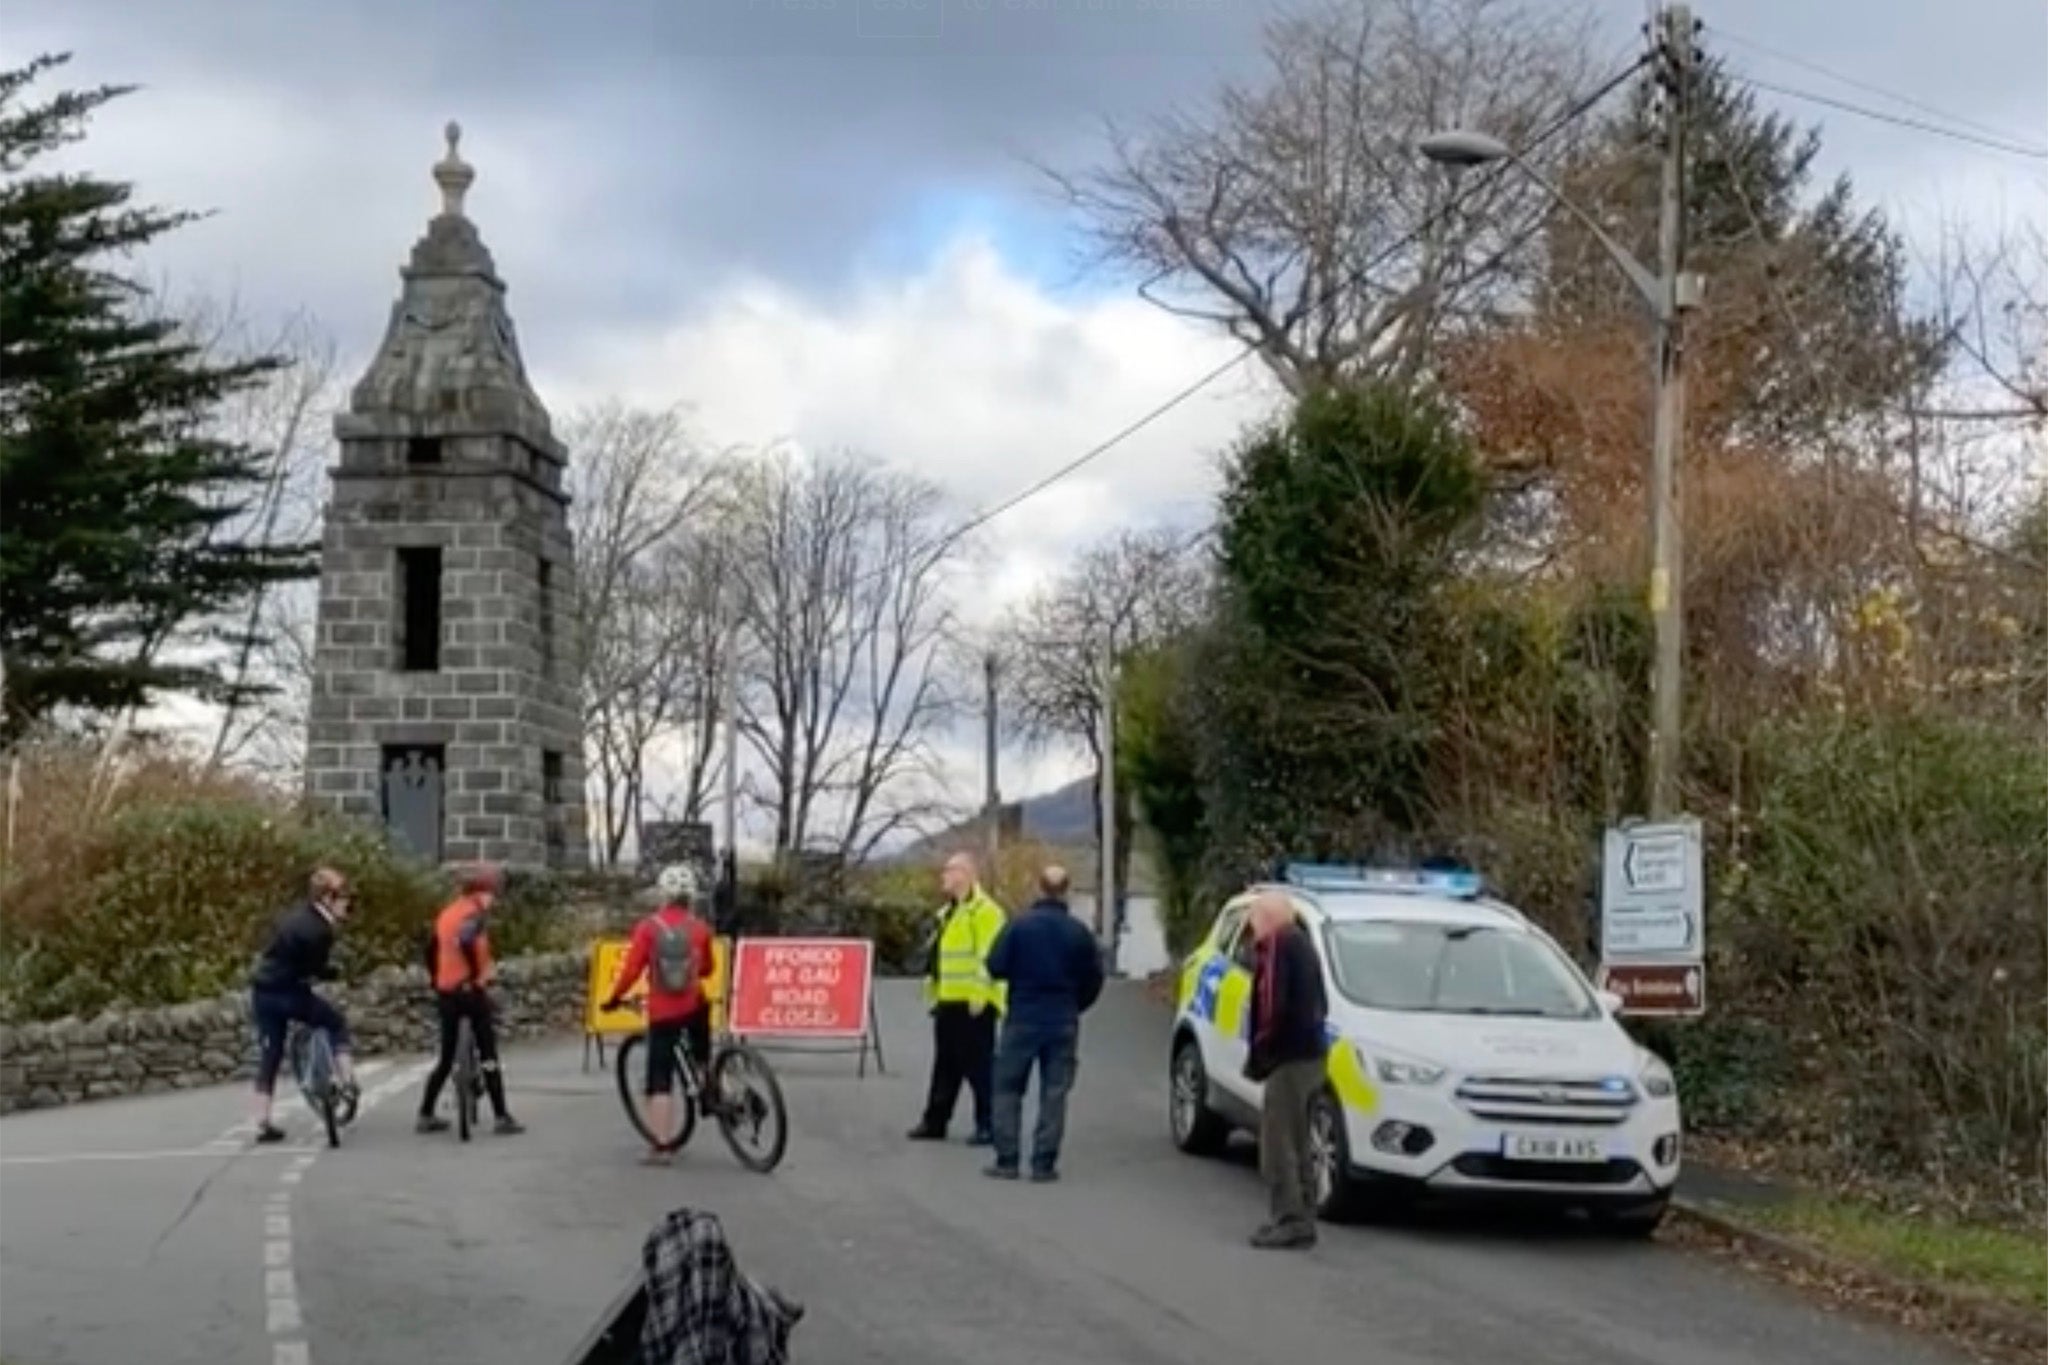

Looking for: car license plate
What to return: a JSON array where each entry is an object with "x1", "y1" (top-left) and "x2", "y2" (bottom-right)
[{"x1": 1502, "y1": 1133, "x2": 1605, "y2": 1163}]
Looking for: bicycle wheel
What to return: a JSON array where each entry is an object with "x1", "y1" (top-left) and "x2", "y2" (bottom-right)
[
  {"x1": 613, "y1": 1033, "x2": 697, "y2": 1153},
  {"x1": 455, "y1": 1019, "x2": 480, "y2": 1142},
  {"x1": 711, "y1": 1042, "x2": 788, "y2": 1174},
  {"x1": 304, "y1": 1029, "x2": 341, "y2": 1149}
]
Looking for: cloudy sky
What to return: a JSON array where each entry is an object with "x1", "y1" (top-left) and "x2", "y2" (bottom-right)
[{"x1": 8, "y1": 0, "x2": 2044, "y2": 836}]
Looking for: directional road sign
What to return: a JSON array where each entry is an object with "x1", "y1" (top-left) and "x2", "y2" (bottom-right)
[{"x1": 1599, "y1": 818, "x2": 1706, "y2": 1017}]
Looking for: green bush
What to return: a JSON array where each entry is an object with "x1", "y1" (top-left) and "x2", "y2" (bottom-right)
[
  {"x1": 0, "y1": 749, "x2": 575, "y2": 1022},
  {"x1": 1717, "y1": 710, "x2": 2048, "y2": 1186}
]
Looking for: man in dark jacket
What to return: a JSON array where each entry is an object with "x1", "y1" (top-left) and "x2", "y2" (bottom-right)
[
  {"x1": 248, "y1": 867, "x2": 357, "y2": 1143},
  {"x1": 1244, "y1": 891, "x2": 1328, "y2": 1248},
  {"x1": 982, "y1": 865, "x2": 1104, "y2": 1182}
]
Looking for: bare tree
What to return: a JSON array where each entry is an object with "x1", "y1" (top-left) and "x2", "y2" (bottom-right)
[
  {"x1": 564, "y1": 401, "x2": 727, "y2": 865},
  {"x1": 1046, "y1": 0, "x2": 1599, "y2": 396},
  {"x1": 1005, "y1": 527, "x2": 1210, "y2": 759},
  {"x1": 1002, "y1": 528, "x2": 1209, "y2": 891},
  {"x1": 726, "y1": 449, "x2": 964, "y2": 859},
  {"x1": 185, "y1": 306, "x2": 341, "y2": 775}
]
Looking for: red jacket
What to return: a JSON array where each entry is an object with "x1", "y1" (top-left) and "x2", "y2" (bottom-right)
[{"x1": 609, "y1": 904, "x2": 713, "y2": 1023}]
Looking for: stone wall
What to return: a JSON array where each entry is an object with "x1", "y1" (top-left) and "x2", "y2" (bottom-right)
[{"x1": 0, "y1": 951, "x2": 588, "y2": 1115}]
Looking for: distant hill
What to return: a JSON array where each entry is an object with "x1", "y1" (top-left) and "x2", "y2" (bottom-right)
[
  {"x1": 895, "y1": 775, "x2": 1157, "y2": 894},
  {"x1": 901, "y1": 774, "x2": 1096, "y2": 860}
]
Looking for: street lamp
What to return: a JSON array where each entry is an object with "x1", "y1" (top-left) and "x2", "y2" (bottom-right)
[{"x1": 1418, "y1": 11, "x2": 1700, "y2": 819}]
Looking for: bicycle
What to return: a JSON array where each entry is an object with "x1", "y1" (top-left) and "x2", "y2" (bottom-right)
[
  {"x1": 287, "y1": 1019, "x2": 358, "y2": 1149},
  {"x1": 612, "y1": 1002, "x2": 789, "y2": 1173}
]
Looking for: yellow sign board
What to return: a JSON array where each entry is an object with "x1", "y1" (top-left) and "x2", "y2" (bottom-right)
[{"x1": 584, "y1": 933, "x2": 731, "y2": 1037}]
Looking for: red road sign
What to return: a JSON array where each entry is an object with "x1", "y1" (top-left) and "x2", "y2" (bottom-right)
[
  {"x1": 728, "y1": 938, "x2": 875, "y2": 1039},
  {"x1": 1599, "y1": 961, "x2": 1705, "y2": 1017}
]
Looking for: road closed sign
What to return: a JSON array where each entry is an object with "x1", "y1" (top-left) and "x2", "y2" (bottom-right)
[{"x1": 728, "y1": 938, "x2": 875, "y2": 1039}]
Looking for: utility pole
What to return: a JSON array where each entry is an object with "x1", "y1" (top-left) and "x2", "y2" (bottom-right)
[
  {"x1": 1645, "y1": 2, "x2": 1697, "y2": 819},
  {"x1": 982, "y1": 650, "x2": 1001, "y2": 865},
  {"x1": 720, "y1": 592, "x2": 740, "y2": 863},
  {"x1": 1096, "y1": 633, "x2": 1118, "y2": 973}
]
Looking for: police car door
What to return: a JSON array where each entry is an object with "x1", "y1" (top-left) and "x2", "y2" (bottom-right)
[{"x1": 1207, "y1": 898, "x2": 1262, "y2": 1112}]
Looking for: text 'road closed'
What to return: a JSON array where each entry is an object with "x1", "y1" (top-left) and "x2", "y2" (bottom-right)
[{"x1": 728, "y1": 938, "x2": 875, "y2": 1039}]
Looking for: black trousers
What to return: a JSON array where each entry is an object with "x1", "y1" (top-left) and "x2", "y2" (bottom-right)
[
  {"x1": 920, "y1": 1002, "x2": 995, "y2": 1135},
  {"x1": 419, "y1": 988, "x2": 509, "y2": 1120}
]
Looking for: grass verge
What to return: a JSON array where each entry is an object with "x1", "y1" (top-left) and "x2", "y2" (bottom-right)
[{"x1": 1745, "y1": 1195, "x2": 2047, "y2": 1315}]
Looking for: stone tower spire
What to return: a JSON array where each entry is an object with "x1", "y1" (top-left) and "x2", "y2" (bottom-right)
[{"x1": 304, "y1": 125, "x2": 587, "y2": 872}]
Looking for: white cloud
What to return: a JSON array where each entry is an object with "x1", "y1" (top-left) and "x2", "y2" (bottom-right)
[{"x1": 548, "y1": 233, "x2": 1273, "y2": 621}]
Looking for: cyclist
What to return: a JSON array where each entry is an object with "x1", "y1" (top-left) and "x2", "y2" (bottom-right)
[
  {"x1": 248, "y1": 867, "x2": 359, "y2": 1144},
  {"x1": 416, "y1": 863, "x2": 526, "y2": 1136},
  {"x1": 601, "y1": 863, "x2": 716, "y2": 1166}
]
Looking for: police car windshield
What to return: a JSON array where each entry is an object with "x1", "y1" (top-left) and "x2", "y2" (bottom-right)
[{"x1": 1323, "y1": 920, "x2": 1597, "y2": 1019}]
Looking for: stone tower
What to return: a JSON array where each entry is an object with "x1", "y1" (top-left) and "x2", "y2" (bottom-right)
[{"x1": 303, "y1": 123, "x2": 588, "y2": 872}]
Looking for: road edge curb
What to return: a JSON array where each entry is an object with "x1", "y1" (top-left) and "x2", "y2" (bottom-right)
[{"x1": 1669, "y1": 1195, "x2": 2047, "y2": 1352}]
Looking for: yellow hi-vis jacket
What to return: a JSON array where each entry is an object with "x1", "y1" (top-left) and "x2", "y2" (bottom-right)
[{"x1": 925, "y1": 887, "x2": 1007, "y2": 1014}]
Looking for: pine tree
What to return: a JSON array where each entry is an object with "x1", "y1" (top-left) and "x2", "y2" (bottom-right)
[{"x1": 0, "y1": 54, "x2": 318, "y2": 744}]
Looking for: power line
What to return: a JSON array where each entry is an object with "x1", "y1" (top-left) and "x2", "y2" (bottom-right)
[
  {"x1": 874, "y1": 51, "x2": 1654, "y2": 585},
  {"x1": 1726, "y1": 70, "x2": 2048, "y2": 161},
  {"x1": 1709, "y1": 24, "x2": 2046, "y2": 153}
]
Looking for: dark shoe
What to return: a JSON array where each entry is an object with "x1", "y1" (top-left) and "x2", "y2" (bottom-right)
[
  {"x1": 906, "y1": 1125, "x2": 945, "y2": 1141},
  {"x1": 494, "y1": 1116, "x2": 526, "y2": 1136},
  {"x1": 1250, "y1": 1220, "x2": 1317, "y2": 1250},
  {"x1": 254, "y1": 1123, "x2": 288, "y2": 1145},
  {"x1": 982, "y1": 1163, "x2": 1020, "y2": 1180},
  {"x1": 415, "y1": 1115, "x2": 450, "y2": 1135},
  {"x1": 1029, "y1": 1168, "x2": 1060, "y2": 1184},
  {"x1": 967, "y1": 1128, "x2": 994, "y2": 1147}
]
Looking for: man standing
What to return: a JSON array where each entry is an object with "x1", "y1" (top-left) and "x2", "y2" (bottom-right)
[
  {"x1": 1244, "y1": 891, "x2": 1328, "y2": 1249},
  {"x1": 417, "y1": 864, "x2": 525, "y2": 1135},
  {"x1": 248, "y1": 867, "x2": 359, "y2": 1143},
  {"x1": 601, "y1": 863, "x2": 717, "y2": 1166},
  {"x1": 982, "y1": 865, "x2": 1102, "y2": 1183},
  {"x1": 908, "y1": 852, "x2": 1006, "y2": 1146}
]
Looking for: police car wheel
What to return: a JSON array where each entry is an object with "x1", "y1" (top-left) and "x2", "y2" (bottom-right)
[
  {"x1": 1307, "y1": 1089, "x2": 1361, "y2": 1222},
  {"x1": 1169, "y1": 1036, "x2": 1229, "y2": 1156}
]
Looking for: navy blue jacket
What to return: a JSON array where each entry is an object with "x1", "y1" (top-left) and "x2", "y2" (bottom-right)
[
  {"x1": 250, "y1": 901, "x2": 339, "y2": 994},
  {"x1": 986, "y1": 898, "x2": 1105, "y2": 1030}
]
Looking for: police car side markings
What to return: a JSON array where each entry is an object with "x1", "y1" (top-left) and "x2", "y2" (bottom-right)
[
  {"x1": 1188, "y1": 953, "x2": 1228, "y2": 1023},
  {"x1": 1213, "y1": 966, "x2": 1250, "y2": 1039}
]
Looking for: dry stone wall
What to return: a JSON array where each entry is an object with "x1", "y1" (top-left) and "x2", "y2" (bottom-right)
[{"x1": 0, "y1": 950, "x2": 587, "y2": 1115}]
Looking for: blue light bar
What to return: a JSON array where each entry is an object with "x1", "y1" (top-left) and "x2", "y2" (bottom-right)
[{"x1": 1281, "y1": 862, "x2": 1484, "y2": 899}]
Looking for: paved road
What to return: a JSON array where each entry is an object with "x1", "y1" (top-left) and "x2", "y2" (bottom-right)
[{"x1": 1, "y1": 981, "x2": 1962, "y2": 1365}]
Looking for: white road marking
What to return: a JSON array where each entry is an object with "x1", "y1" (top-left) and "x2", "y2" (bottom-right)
[
  {"x1": 265, "y1": 1296, "x2": 303, "y2": 1334},
  {"x1": 260, "y1": 1056, "x2": 432, "y2": 1364},
  {"x1": 0, "y1": 1147, "x2": 319, "y2": 1166}
]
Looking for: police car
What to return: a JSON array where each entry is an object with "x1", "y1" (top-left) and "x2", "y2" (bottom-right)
[{"x1": 1168, "y1": 864, "x2": 1682, "y2": 1233}]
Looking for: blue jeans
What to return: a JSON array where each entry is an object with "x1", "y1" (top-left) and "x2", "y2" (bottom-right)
[{"x1": 990, "y1": 1019, "x2": 1079, "y2": 1174}]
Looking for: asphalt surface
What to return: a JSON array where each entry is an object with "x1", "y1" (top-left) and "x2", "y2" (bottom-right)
[{"x1": 0, "y1": 980, "x2": 1964, "y2": 1365}]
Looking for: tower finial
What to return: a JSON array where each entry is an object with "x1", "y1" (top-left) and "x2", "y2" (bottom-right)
[{"x1": 433, "y1": 120, "x2": 474, "y2": 218}]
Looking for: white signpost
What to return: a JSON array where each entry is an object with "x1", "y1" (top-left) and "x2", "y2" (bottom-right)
[{"x1": 1598, "y1": 818, "x2": 1706, "y2": 1017}]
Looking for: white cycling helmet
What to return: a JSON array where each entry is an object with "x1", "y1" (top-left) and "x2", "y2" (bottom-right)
[{"x1": 655, "y1": 862, "x2": 699, "y2": 902}]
